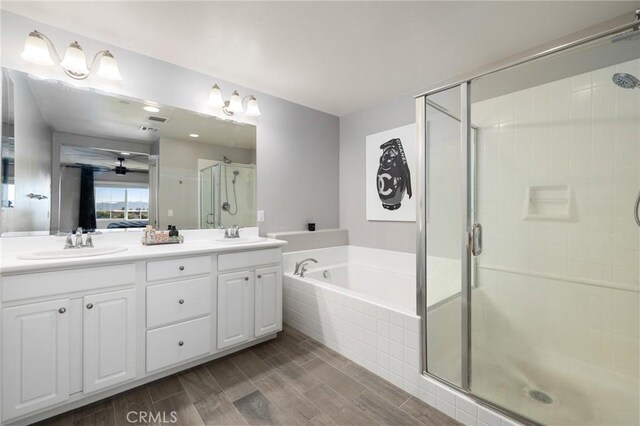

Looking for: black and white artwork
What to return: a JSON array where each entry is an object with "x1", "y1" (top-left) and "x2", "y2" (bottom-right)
[{"x1": 366, "y1": 123, "x2": 416, "y2": 221}]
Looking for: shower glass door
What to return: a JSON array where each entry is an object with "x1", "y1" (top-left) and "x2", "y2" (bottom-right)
[
  {"x1": 199, "y1": 164, "x2": 219, "y2": 228},
  {"x1": 423, "y1": 88, "x2": 464, "y2": 388},
  {"x1": 468, "y1": 32, "x2": 639, "y2": 425},
  {"x1": 422, "y1": 18, "x2": 640, "y2": 426}
]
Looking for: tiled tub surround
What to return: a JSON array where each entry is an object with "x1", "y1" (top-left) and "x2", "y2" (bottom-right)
[
  {"x1": 283, "y1": 246, "x2": 520, "y2": 426},
  {"x1": 469, "y1": 58, "x2": 640, "y2": 425}
]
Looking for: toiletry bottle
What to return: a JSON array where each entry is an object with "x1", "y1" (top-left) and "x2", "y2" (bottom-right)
[{"x1": 169, "y1": 226, "x2": 179, "y2": 237}]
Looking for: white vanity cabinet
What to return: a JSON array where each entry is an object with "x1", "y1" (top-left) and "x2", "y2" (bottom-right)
[
  {"x1": 1, "y1": 264, "x2": 137, "y2": 422},
  {"x1": 83, "y1": 289, "x2": 137, "y2": 394},
  {"x1": 217, "y1": 270, "x2": 255, "y2": 349},
  {"x1": 145, "y1": 255, "x2": 214, "y2": 373},
  {"x1": 217, "y1": 248, "x2": 283, "y2": 350},
  {"x1": 2, "y1": 299, "x2": 70, "y2": 420},
  {"x1": 254, "y1": 266, "x2": 283, "y2": 337},
  {"x1": 0, "y1": 240, "x2": 285, "y2": 425}
]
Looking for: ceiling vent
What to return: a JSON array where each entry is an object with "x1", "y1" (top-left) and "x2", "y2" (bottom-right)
[
  {"x1": 139, "y1": 125, "x2": 158, "y2": 132},
  {"x1": 146, "y1": 115, "x2": 170, "y2": 123}
]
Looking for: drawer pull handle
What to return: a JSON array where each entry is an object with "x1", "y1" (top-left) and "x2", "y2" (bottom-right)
[
  {"x1": 58, "y1": 307, "x2": 66, "y2": 314},
  {"x1": 86, "y1": 303, "x2": 93, "y2": 309},
  {"x1": 257, "y1": 275, "x2": 262, "y2": 279},
  {"x1": 244, "y1": 276, "x2": 249, "y2": 281},
  {"x1": 178, "y1": 341, "x2": 184, "y2": 347},
  {"x1": 179, "y1": 266, "x2": 185, "y2": 271},
  {"x1": 178, "y1": 299, "x2": 185, "y2": 304}
]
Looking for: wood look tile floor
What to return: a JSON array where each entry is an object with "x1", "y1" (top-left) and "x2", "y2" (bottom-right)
[{"x1": 39, "y1": 325, "x2": 460, "y2": 426}]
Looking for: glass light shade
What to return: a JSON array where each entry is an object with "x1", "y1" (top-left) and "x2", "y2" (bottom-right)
[
  {"x1": 228, "y1": 91, "x2": 244, "y2": 113},
  {"x1": 96, "y1": 51, "x2": 122, "y2": 81},
  {"x1": 60, "y1": 42, "x2": 89, "y2": 75},
  {"x1": 21, "y1": 31, "x2": 54, "y2": 66},
  {"x1": 208, "y1": 84, "x2": 224, "y2": 107},
  {"x1": 245, "y1": 96, "x2": 261, "y2": 116}
]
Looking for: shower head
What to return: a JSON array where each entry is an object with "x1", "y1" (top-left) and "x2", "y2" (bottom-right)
[
  {"x1": 232, "y1": 170, "x2": 239, "y2": 183},
  {"x1": 612, "y1": 73, "x2": 640, "y2": 89},
  {"x1": 223, "y1": 156, "x2": 232, "y2": 164}
]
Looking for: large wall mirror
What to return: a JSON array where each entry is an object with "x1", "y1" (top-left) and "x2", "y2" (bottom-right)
[{"x1": 0, "y1": 68, "x2": 257, "y2": 236}]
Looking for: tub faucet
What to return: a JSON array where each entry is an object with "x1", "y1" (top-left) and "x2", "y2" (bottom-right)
[{"x1": 294, "y1": 258, "x2": 318, "y2": 277}]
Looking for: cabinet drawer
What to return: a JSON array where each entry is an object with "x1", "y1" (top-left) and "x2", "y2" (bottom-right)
[
  {"x1": 218, "y1": 248, "x2": 281, "y2": 272},
  {"x1": 146, "y1": 316, "x2": 211, "y2": 373},
  {"x1": 147, "y1": 277, "x2": 211, "y2": 328},
  {"x1": 146, "y1": 256, "x2": 211, "y2": 282},
  {"x1": 2, "y1": 264, "x2": 135, "y2": 303}
]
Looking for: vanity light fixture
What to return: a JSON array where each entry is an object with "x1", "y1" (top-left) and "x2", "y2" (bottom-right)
[
  {"x1": 21, "y1": 30, "x2": 123, "y2": 81},
  {"x1": 208, "y1": 84, "x2": 261, "y2": 116}
]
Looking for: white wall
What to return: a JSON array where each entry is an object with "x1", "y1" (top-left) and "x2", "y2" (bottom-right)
[
  {"x1": 339, "y1": 95, "x2": 416, "y2": 253},
  {"x1": 1, "y1": 70, "x2": 51, "y2": 235},
  {"x1": 1, "y1": 11, "x2": 340, "y2": 236}
]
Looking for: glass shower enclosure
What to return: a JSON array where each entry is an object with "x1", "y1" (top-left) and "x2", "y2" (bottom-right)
[
  {"x1": 418, "y1": 12, "x2": 639, "y2": 425},
  {"x1": 199, "y1": 163, "x2": 256, "y2": 228}
]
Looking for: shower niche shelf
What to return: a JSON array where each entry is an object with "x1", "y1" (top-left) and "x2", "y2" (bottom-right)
[{"x1": 522, "y1": 185, "x2": 574, "y2": 222}]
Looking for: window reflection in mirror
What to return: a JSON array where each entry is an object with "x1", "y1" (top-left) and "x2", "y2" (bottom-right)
[{"x1": 0, "y1": 67, "x2": 257, "y2": 236}]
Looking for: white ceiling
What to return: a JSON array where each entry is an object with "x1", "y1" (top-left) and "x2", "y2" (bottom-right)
[
  {"x1": 24, "y1": 73, "x2": 257, "y2": 149},
  {"x1": 2, "y1": 1, "x2": 637, "y2": 116}
]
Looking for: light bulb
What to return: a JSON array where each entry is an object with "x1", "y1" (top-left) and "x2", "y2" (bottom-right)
[
  {"x1": 96, "y1": 51, "x2": 122, "y2": 81},
  {"x1": 60, "y1": 41, "x2": 89, "y2": 75},
  {"x1": 21, "y1": 31, "x2": 54, "y2": 66},
  {"x1": 208, "y1": 84, "x2": 224, "y2": 107},
  {"x1": 245, "y1": 96, "x2": 261, "y2": 116},
  {"x1": 228, "y1": 91, "x2": 244, "y2": 113}
]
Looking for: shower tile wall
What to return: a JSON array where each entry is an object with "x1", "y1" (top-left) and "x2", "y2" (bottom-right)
[{"x1": 472, "y1": 59, "x2": 639, "y2": 383}]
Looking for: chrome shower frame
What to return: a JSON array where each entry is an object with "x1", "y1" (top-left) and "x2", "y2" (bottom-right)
[{"x1": 415, "y1": 11, "x2": 640, "y2": 425}]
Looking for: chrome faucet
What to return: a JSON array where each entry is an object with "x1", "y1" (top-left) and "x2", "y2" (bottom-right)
[
  {"x1": 64, "y1": 233, "x2": 74, "y2": 249},
  {"x1": 224, "y1": 225, "x2": 240, "y2": 239},
  {"x1": 294, "y1": 258, "x2": 318, "y2": 277},
  {"x1": 74, "y1": 227, "x2": 84, "y2": 248},
  {"x1": 64, "y1": 227, "x2": 94, "y2": 249}
]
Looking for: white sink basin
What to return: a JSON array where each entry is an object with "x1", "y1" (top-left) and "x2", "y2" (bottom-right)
[
  {"x1": 214, "y1": 237, "x2": 265, "y2": 244},
  {"x1": 18, "y1": 246, "x2": 128, "y2": 260}
]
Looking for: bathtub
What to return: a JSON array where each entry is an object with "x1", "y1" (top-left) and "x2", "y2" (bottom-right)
[{"x1": 282, "y1": 245, "x2": 423, "y2": 395}]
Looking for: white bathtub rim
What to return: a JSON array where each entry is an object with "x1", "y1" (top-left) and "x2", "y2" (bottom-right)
[{"x1": 285, "y1": 271, "x2": 419, "y2": 319}]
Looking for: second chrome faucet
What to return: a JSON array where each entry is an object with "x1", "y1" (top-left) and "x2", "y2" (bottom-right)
[{"x1": 64, "y1": 227, "x2": 93, "y2": 249}]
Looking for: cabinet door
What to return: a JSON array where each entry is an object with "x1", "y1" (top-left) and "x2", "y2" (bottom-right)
[
  {"x1": 83, "y1": 289, "x2": 136, "y2": 394},
  {"x1": 217, "y1": 271, "x2": 254, "y2": 350},
  {"x1": 254, "y1": 266, "x2": 282, "y2": 337},
  {"x1": 2, "y1": 299, "x2": 70, "y2": 421}
]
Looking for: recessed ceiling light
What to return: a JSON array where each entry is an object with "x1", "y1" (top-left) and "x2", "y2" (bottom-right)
[
  {"x1": 120, "y1": 152, "x2": 130, "y2": 156},
  {"x1": 189, "y1": 133, "x2": 200, "y2": 138},
  {"x1": 143, "y1": 105, "x2": 160, "y2": 113}
]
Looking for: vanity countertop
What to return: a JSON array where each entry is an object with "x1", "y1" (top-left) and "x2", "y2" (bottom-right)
[{"x1": 0, "y1": 228, "x2": 287, "y2": 275}]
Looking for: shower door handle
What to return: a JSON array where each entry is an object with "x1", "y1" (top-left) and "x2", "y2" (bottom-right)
[
  {"x1": 471, "y1": 223, "x2": 482, "y2": 256},
  {"x1": 634, "y1": 191, "x2": 640, "y2": 228},
  {"x1": 206, "y1": 213, "x2": 215, "y2": 225}
]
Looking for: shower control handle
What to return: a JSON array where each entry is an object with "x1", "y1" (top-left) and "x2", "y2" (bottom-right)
[{"x1": 471, "y1": 223, "x2": 483, "y2": 256}]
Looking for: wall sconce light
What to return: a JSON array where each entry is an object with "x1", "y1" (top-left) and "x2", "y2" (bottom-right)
[
  {"x1": 208, "y1": 84, "x2": 261, "y2": 116},
  {"x1": 21, "y1": 30, "x2": 123, "y2": 81}
]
